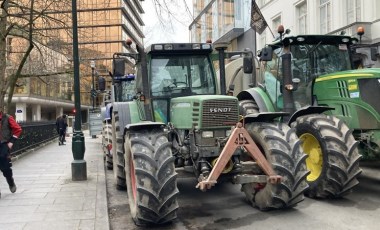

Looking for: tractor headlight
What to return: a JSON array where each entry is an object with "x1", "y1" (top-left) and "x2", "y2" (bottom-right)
[
  {"x1": 153, "y1": 44, "x2": 163, "y2": 50},
  {"x1": 202, "y1": 131, "x2": 214, "y2": 138}
]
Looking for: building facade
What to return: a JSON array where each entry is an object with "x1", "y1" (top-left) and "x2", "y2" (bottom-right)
[
  {"x1": 256, "y1": 0, "x2": 380, "y2": 67},
  {"x1": 189, "y1": 0, "x2": 256, "y2": 52},
  {"x1": 8, "y1": 0, "x2": 145, "y2": 122},
  {"x1": 190, "y1": 0, "x2": 380, "y2": 68}
]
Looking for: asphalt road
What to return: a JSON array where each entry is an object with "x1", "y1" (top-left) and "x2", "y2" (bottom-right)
[{"x1": 106, "y1": 163, "x2": 380, "y2": 230}]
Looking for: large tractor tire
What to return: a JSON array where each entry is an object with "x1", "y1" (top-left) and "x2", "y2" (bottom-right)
[
  {"x1": 242, "y1": 122, "x2": 309, "y2": 210},
  {"x1": 291, "y1": 114, "x2": 362, "y2": 198},
  {"x1": 112, "y1": 112, "x2": 126, "y2": 190},
  {"x1": 239, "y1": 99, "x2": 260, "y2": 116},
  {"x1": 124, "y1": 128, "x2": 179, "y2": 225},
  {"x1": 102, "y1": 122, "x2": 113, "y2": 170}
]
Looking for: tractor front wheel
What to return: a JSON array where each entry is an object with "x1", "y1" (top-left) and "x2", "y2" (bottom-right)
[
  {"x1": 292, "y1": 114, "x2": 362, "y2": 198},
  {"x1": 112, "y1": 112, "x2": 126, "y2": 190},
  {"x1": 102, "y1": 122, "x2": 113, "y2": 170},
  {"x1": 242, "y1": 122, "x2": 309, "y2": 210},
  {"x1": 124, "y1": 128, "x2": 179, "y2": 225}
]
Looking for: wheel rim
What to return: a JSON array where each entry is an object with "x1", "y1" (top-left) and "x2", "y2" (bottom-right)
[
  {"x1": 300, "y1": 133, "x2": 322, "y2": 182},
  {"x1": 130, "y1": 154, "x2": 137, "y2": 203}
]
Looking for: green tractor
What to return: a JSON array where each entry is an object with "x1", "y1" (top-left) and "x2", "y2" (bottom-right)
[
  {"x1": 107, "y1": 43, "x2": 309, "y2": 225},
  {"x1": 100, "y1": 72, "x2": 135, "y2": 171},
  {"x1": 236, "y1": 27, "x2": 364, "y2": 199}
]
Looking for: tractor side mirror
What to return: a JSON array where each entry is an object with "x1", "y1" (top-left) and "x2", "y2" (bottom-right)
[
  {"x1": 113, "y1": 58, "x2": 125, "y2": 77},
  {"x1": 371, "y1": 47, "x2": 379, "y2": 61},
  {"x1": 243, "y1": 56, "x2": 253, "y2": 74},
  {"x1": 259, "y1": 47, "x2": 273, "y2": 61}
]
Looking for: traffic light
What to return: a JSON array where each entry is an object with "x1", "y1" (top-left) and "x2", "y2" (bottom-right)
[
  {"x1": 72, "y1": 108, "x2": 76, "y2": 114},
  {"x1": 98, "y1": 76, "x2": 106, "y2": 91}
]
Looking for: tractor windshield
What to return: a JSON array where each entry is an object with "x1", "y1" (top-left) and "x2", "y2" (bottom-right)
[
  {"x1": 150, "y1": 55, "x2": 216, "y2": 97},
  {"x1": 290, "y1": 43, "x2": 352, "y2": 79},
  {"x1": 264, "y1": 43, "x2": 352, "y2": 110},
  {"x1": 150, "y1": 54, "x2": 216, "y2": 123}
]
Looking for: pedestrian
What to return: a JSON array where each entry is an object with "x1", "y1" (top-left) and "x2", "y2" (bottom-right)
[
  {"x1": 0, "y1": 110, "x2": 22, "y2": 196},
  {"x1": 56, "y1": 114, "x2": 68, "y2": 145}
]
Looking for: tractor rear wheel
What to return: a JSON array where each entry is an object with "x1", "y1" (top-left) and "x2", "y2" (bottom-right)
[
  {"x1": 242, "y1": 122, "x2": 309, "y2": 210},
  {"x1": 124, "y1": 128, "x2": 179, "y2": 225},
  {"x1": 112, "y1": 112, "x2": 126, "y2": 190},
  {"x1": 292, "y1": 114, "x2": 362, "y2": 198},
  {"x1": 102, "y1": 122, "x2": 113, "y2": 170},
  {"x1": 239, "y1": 100, "x2": 260, "y2": 116}
]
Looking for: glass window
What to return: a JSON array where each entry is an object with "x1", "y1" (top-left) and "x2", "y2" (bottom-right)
[
  {"x1": 297, "y1": 1, "x2": 307, "y2": 34},
  {"x1": 347, "y1": 0, "x2": 361, "y2": 24},
  {"x1": 150, "y1": 55, "x2": 216, "y2": 97},
  {"x1": 223, "y1": 0, "x2": 234, "y2": 31},
  {"x1": 319, "y1": 0, "x2": 331, "y2": 34},
  {"x1": 272, "y1": 15, "x2": 281, "y2": 37},
  {"x1": 260, "y1": 33, "x2": 266, "y2": 49}
]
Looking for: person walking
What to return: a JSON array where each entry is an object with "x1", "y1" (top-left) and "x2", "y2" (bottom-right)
[
  {"x1": 56, "y1": 114, "x2": 68, "y2": 145},
  {"x1": 0, "y1": 111, "x2": 22, "y2": 196}
]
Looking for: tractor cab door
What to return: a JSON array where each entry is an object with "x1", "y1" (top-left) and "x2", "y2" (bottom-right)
[
  {"x1": 260, "y1": 48, "x2": 284, "y2": 110},
  {"x1": 260, "y1": 46, "x2": 311, "y2": 110}
]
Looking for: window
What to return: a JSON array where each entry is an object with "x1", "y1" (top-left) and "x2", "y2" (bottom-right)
[
  {"x1": 319, "y1": 0, "x2": 331, "y2": 34},
  {"x1": 296, "y1": 2, "x2": 307, "y2": 34},
  {"x1": 150, "y1": 55, "x2": 216, "y2": 97},
  {"x1": 347, "y1": 0, "x2": 361, "y2": 24},
  {"x1": 272, "y1": 15, "x2": 281, "y2": 37},
  {"x1": 258, "y1": 0, "x2": 272, "y2": 7},
  {"x1": 260, "y1": 33, "x2": 266, "y2": 49}
]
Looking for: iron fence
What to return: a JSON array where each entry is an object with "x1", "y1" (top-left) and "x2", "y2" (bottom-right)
[{"x1": 11, "y1": 121, "x2": 59, "y2": 157}]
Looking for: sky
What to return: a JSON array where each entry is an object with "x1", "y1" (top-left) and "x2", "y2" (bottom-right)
[{"x1": 142, "y1": 0, "x2": 194, "y2": 46}]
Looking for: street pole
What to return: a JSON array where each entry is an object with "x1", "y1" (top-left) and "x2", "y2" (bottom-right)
[
  {"x1": 90, "y1": 60, "x2": 95, "y2": 110},
  {"x1": 71, "y1": 0, "x2": 87, "y2": 181}
]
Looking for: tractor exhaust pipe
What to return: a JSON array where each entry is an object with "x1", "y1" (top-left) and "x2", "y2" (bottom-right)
[
  {"x1": 215, "y1": 43, "x2": 229, "y2": 95},
  {"x1": 281, "y1": 53, "x2": 295, "y2": 118}
]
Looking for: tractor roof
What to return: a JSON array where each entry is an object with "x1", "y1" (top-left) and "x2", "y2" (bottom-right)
[
  {"x1": 270, "y1": 35, "x2": 359, "y2": 47},
  {"x1": 145, "y1": 43, "x2": 213, "y2": 55}
]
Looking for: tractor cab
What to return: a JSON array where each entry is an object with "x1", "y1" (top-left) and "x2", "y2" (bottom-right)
[
  {"x1": 259, "y1": 35, "x2": 358, "y2": 110},
  {"x1": 144, "y1": 43, "x2": 217, "y2": 123}
]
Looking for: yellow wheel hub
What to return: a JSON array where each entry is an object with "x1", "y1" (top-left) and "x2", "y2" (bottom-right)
[{"x1": 300, "y1": 133, "x2": 323, "y2": 182}]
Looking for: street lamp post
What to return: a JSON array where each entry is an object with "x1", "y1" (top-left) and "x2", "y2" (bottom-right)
[
  {"x1": 71, "y1": 0, "x2": 87, "y2": 181},
  {"x1": 90, "y1": 60, "x2": 95, "y2": 110}
]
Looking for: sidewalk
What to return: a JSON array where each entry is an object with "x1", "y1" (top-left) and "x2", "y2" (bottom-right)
[{"x1": 0, "y1": 131, "x2": 109, "y2": 230}]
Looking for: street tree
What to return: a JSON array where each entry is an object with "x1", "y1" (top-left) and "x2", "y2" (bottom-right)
[
  {"x1": 0, "y1": 0, "x2": 71, "y2": 112},
  {"x1": 144, "y1": 0, "x2": 193, "y2": 45}
]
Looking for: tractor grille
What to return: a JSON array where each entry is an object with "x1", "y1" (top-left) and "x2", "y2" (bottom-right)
[
  {"x1": 201, "y1": 99, "x2": 239, "y2": 128},
  {"x1": 358, "y1": 78, "x2": 380, "y2": 114}
]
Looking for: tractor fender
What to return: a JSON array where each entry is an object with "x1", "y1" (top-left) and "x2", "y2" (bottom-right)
[
  {"x1": 123, "y1": 122, "x2": 165, "y2": 135},
  {"x1": 237, "y1": 87, "x2": 275, "y2": 112},
  {"x1": 112, "y1": 102, "x2": 132, "y2": 136},
  {"x1": 111, "y1": 101, "x2": 162, "y2": 135},
  {"x1": 243, "y1": 112, "x2": 289, "y2": 123},
  {"x1": 288, "y1": 106, "x2": 334, "y2": 125}
]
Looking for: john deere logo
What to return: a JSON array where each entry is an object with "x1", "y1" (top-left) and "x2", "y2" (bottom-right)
[{"x1": 209, "y1": 108, "x2": 231, "y2": 113}]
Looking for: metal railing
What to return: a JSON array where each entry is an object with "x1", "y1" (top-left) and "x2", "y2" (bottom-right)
[{"x1": 11, "y1": 121, "x2": 59, "y2": 157}]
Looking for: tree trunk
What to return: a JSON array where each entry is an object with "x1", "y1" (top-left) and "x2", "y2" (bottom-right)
[{"x1": 0, "y1": 1, "x2": 9, "y2": 112}]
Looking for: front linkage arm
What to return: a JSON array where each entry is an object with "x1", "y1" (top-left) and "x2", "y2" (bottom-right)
[{"x1": 196, "y1": 122, "x2": 282, "y2": 191}]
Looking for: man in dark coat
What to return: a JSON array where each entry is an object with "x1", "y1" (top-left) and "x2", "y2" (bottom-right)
[
  {"x1": 56, "y1": 114, "x2": 68, "y2": 145},
  {"x1": 0, "y1": 111, "x2": 22, "y2": 196}
]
